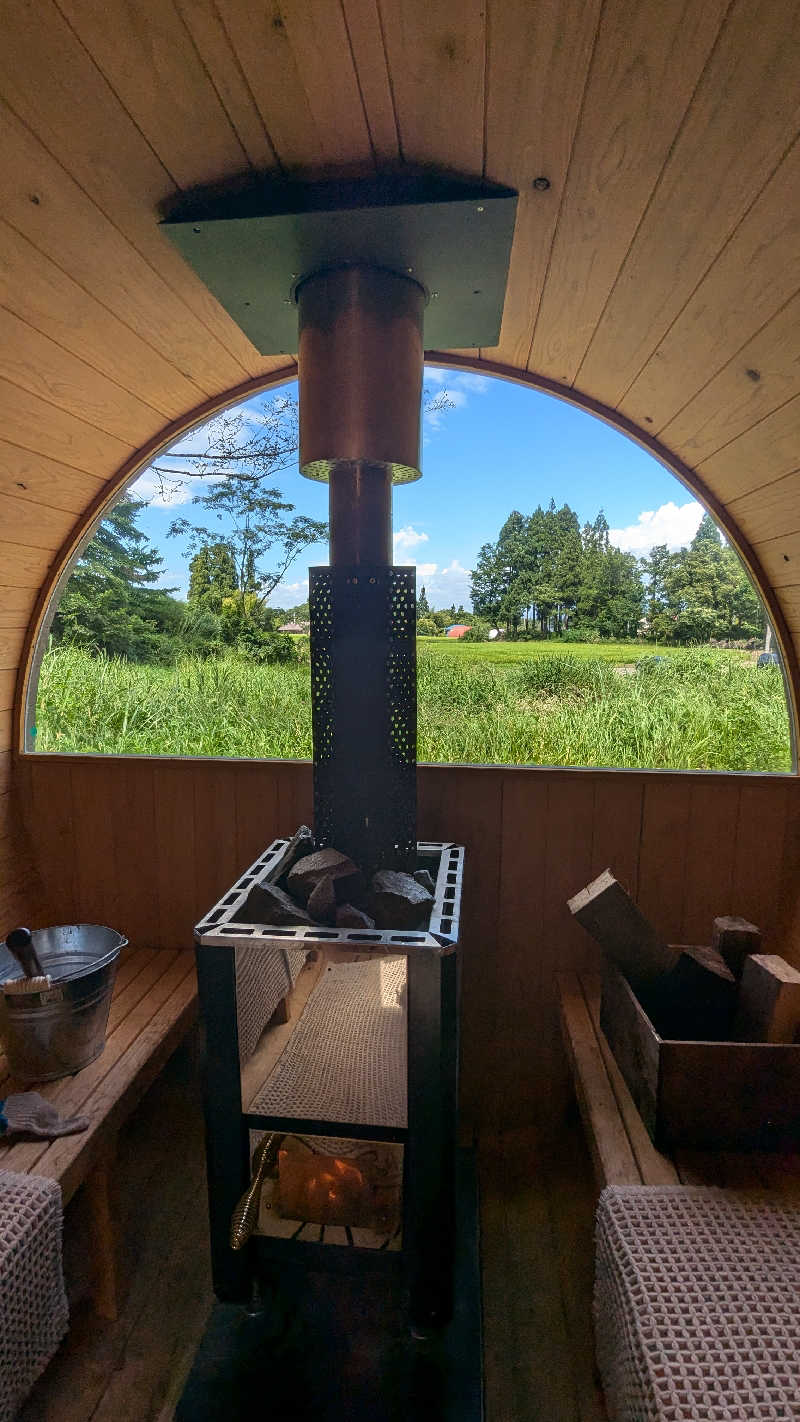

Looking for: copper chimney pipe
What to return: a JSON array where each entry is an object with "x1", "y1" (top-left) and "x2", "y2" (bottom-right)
[{"x1": 297, "y1": 265, "x2": 425, "y2": 565}]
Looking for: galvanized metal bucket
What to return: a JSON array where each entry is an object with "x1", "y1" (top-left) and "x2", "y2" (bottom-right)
[{"x1": 0, "y1": 924, "x2": 126, "y2": 1082}]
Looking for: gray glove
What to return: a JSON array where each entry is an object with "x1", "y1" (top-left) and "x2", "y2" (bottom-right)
[{"x1": 0, "y1": 1092, "x2": 89, "y2": 1139}]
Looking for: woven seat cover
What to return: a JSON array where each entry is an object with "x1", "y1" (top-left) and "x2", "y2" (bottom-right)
[
  {"x1": 0, "y1": 1170, "x2": 68, "y2": 1420},
  {"x1": 235, "y1": 943, "x2": 308, "y2": 1065},
  {"x1": 595, "y1": 1186, "x2": 800, "y2": 1421},
  {"x1": 250, "y1": 957, "x2": 407, "y2": 1129}
]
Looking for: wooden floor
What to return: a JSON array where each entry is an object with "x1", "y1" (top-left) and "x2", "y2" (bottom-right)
[{"x1": 24, "y1": 1052, "x2": 605, "y2": 1422}]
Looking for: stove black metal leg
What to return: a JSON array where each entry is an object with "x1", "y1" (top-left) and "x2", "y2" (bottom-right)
[
  {"x1": 196, "y1": 940, "x2": 252, "y2": 1305},
  {"x1": 404, "y1": 950, "x2": 459, "y2": 1332}
]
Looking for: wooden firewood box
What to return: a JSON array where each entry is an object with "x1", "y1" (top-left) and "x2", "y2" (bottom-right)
[{"x1": 600, "y1": 960, "x2": 800, "y2": 1152}]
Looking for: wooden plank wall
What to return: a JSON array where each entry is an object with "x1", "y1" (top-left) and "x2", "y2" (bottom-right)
[{"x1": 12, "y1": 755, "x2": 800, "y2": 1134}]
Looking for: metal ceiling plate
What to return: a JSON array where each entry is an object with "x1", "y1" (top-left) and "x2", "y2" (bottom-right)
[{"x1": 161, "y1": 173, "x2": 517, "y2": 354}]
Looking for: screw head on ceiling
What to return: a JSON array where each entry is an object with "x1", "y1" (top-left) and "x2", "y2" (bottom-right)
[
  {"x1": 532, "y1": 176, "x2": 551, "y2": 191},
  {"x1": 476, "y1": 205, "x2": 485, "y2": 213}
]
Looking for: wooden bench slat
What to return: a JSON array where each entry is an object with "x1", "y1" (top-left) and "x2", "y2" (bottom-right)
[
  {"x1": 2, "y1": 952, "x2": 194, "y2": 1181},
  {"x1": 580, "y1": 974, "x2": 679, "y2": 1187},
  {"x1": 558, "y1": 971, "x2": 641, "y2": 1189}
]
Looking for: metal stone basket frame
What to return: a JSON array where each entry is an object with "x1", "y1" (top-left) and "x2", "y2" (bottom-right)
[
  {"x1": 195, "y1": 838, "x2": 464, "y2": 953},
  {"x1": 195, "y1": 838, "x2": 465, "y2": 1330}
]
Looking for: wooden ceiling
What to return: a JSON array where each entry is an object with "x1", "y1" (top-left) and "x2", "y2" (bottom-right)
[{"x1": 2, "y1": 0, "x2": 800, "y2": 758}]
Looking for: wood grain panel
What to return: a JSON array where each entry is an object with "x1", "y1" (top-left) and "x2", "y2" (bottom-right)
[
  {"x1": 0, "y1": 492, "x2": 74, "y2": 553},
  {"x1": 580, "y1": 0, "x2": 800, "y2": 407},
  {"x1": 698, "y1": 393, "x2": 800, "y2": 501},
  {"x1": 623, "y1": 135, "x2": 800, "y2": 437},
  {"x1": 0, "y1": 441, "x2": 104, "y2": 516},
  {"x1": 0, "y1": 543, "x2": 54, "y2": 591},
  {"x1": 0, "y1": 376, "x2": 131, "y2": 477},
  {"x1": 341, "y1": 0, "x2": 400, "y2": 163},
  {"x1": 0, "y1": 218, "x2": 206, "y2": 417},
  {"x1": 153, "y1": 761, "x2": 198, "y2": 950},
  {"x1": 0, "y1": 306, "x2": 164, "y2": 447},
  {"x1": 681, "y1": 777, "x2": 741, "y2": 943},
  {"x1": 0, "y1": 101, "x2": 252, "y2": 393},
  {"x1": 482, "y1": 0, "x2": 602, "y2": 368},
  {"x1": 529, "y1": 0, "x2": 729, "y2": 385},
  {"x1": 279, "y1": 1, "x2": 374, "y2": 168},
  {"x1": 0, "y1": 0, "x2": 267, "y2": 377},
  {"x1": 636, "y1": 776, "x2": 693, "y2": 941},
  {"x1": 0, "y1": 670, "x2": 16, "y2": 712},
  {"x1": 172, "y1": 0, "x2": 278, "y2": 170},
  {"x1": 418, "y1": 764, "x2": 504, "y2": 1126},
  {"x1": 728, "y1": 470, "x2": 800, "y2": 545},
  {"x1": 733, "y1": 778, "x2": 793, "y2": 952},
  {"x1": 216, "y1": 0, "x2": 328, "y2": 170},
  {"x1": 0, "y1": 628, "x2": 27, "y2": 672},
  {"x1": 56, "y1": 0, "x2": 249, "y2": 186},
  {"x1": 379, "y1": 0, "x2": 486, "y2": 172},
  {"x1": 661, "y1": 289, "x2": 800, "y2": 465},
  {"x1": 753, "y1": 535, "x2": 800, "y2": 590}
]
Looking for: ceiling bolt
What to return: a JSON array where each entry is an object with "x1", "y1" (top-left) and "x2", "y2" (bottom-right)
[{"x1": 532, "y1": 176, "x2": 551, "y2": 191}]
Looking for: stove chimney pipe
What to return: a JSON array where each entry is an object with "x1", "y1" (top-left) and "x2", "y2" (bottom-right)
[{"x1": 298, "y1": 265, "x2": 424, "y2": 876}]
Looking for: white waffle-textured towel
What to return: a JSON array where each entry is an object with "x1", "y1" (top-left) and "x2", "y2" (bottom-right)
[
  {"x1": 0, "y1": 1169, "x2": 68, "y2": 1420},
  {"x1": 595, "y1": 1185, "x2": 800, "y2": 1421}
]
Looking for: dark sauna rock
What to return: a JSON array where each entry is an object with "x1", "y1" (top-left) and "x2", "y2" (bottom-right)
[
  {"x1": 413, "y1": 869, "x2": 436, "y2": 895},
  {"x1": 370, "y1": 870, "x2": 433, "y2": 930},
  {"x1": 336, "y1": 904, "x2": 376, "y2": 930},
  {"x1": 307, "y1": 874, "x2": 337, "y2": 925},
  {"x1": 244, "y1": 880, "x2": 314, "y2": 927},
  {"x1": 287, "y1": 848, "x2": 362, "y2": 904}
]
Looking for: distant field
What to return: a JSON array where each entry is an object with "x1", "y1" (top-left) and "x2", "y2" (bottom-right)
[
  {"x1": 35, "y1": 642, "x2": 792, "y2": 772},
  {"x1": 419, "y1": 638, "x2": 689, "y2": 665}
]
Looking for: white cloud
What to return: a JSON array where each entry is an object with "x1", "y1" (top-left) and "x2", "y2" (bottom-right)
[
  {"x1": 393, "y1": 525, "x2": 430, "y2": 555},
  {"x1": 267, "y1": 577, "x2": 310, "y2": 607},
  {"x1": 609, "y1": 500, "x2": 704, "y2": 554},
  {"x1": 423, "y1": 366, "x2": 489, "y2": 429},
  {"x1": 129, "y1": 466, "x2": 198, "y2": 508},
  {"x1": 416, "y1": 559, "x2": 472, "y2": 610}
]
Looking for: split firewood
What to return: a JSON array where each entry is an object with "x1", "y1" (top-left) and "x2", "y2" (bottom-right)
[
  {"x1": 711, "y1": 915, "x2": 761, "y2": 979},
  {"x1": 654, "y1": 945, "x2": 737, "y2": 1041},
  {"x1": 734, "y1": 954, "x2": 800, "y2": 1043},
  {"x1": 567, "y1": 869, "x2": 679, "y2": 986}
]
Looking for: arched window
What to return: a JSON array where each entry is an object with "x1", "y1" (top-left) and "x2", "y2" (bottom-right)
[{"x1": 27, "y1": 369, "x2": 793, "y2": 773}]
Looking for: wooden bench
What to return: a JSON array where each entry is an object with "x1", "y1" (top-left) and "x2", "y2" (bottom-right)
[
  {"x1": 0, "y1": 945, "x2": 197, "y2": 1318},
  {"x1": 559, "y1": 969, "x2": 800, "y2": 1197}
]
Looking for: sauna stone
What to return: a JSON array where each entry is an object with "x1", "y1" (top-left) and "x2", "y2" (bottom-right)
[
  {"x1": 370, "y1": 870, "x2": 433, "y2": 929},
  {"x1": 244, "y1": 881, "x2": 314, "y2": 927},
  {"x1": 287, "y1": 848, "x2": 363, "y2": 904}
]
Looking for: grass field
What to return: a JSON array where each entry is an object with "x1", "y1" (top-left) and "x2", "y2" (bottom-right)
[{"x1": 34, "y1": 641, "x2": 792, "y2": 772}]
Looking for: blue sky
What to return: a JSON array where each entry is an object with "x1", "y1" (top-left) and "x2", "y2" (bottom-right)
[{"x1": 130, "y1": 366, "x2": 704, "y2": 610}]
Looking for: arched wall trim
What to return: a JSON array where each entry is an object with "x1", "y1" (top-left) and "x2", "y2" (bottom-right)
[{"x1": 15, "y1": 354, "x2": 799, "y2": 766}]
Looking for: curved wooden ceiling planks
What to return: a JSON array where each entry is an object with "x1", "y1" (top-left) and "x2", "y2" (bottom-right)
[{"x1": 1, "y1": 0, "x2": 800, "y2": 764}]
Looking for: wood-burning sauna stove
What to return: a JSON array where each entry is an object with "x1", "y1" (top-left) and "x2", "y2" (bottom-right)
[{"x1": 164, "y1": 173, "x2": 517, "y2": 1335}]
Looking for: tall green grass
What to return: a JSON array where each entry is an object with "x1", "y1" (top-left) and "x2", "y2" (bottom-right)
[{"x1": 35, "y1": 643, "x2": 792, "y2": 772}]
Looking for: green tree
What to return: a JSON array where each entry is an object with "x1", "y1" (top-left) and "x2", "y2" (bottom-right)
[
  {"x1": 417, "y1": 584, "x2": 431, "y2": 617},
  {"x1": 52, "y1": 497, "x2": 179, "y2": 662},
  {"x1": 188, "y1": 542, "x2": 239, "y2": 611}
]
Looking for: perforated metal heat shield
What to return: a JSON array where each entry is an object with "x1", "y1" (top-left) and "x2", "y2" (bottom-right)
[{"x1": 310, "y1": 565, "x2": 416, "y2": 878}]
